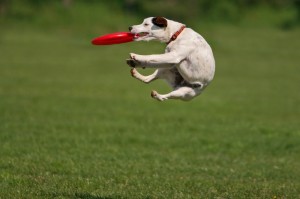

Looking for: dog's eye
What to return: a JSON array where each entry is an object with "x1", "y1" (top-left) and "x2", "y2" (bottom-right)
[{"x1": 144, "y1": 23, "x2": 149, "y2": 26}]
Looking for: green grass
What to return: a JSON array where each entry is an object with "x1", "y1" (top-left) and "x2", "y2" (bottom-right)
[{"x1": 0, "y1": 24, "x2": 300, "y2": 198}]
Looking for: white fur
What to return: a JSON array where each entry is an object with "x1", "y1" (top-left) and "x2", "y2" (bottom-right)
[{"x1": 127, "y1": 17, "x2": 215, "y2": 101}]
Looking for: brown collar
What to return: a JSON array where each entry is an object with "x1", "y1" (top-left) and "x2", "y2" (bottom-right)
[{"x1": 167, "y1": 25, "x2": 186, "y2": 45}]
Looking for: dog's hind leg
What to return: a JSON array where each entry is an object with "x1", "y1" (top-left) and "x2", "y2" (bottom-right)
[
  {"x1": 130, "y1": 68, "x2": 159, "y2": 84},
  {"x1": 151, "y1": 87, "x2": 197, "y2": 101}
]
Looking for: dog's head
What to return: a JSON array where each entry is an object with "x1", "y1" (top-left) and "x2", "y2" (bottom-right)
[{"x1": 129, "y1": 17, "x2": 169, "y2": 42}]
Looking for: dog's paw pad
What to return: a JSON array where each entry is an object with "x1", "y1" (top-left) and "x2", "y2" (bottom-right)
[
  {"x1": 151, "y1": 90, "x2": 158, "y2": 97},
  {"x1": 126, "y1": 59, "x2": 136, "y2": 67},
  {"x1": 130, "y1": 68, "x2": 136, "y2": 77}
]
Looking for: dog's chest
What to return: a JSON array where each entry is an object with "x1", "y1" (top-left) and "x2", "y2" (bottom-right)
[
  {"x1": 165, "y1": 44, "x2": 177, "y2": 53},
  {"x1": 165, "y1": 46, "x2": 171, "y2": 53}
]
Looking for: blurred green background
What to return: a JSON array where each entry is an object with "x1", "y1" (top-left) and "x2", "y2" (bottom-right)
[
  {"x1": 1, "y1": 0, "x2": 300, "y2": 32},
  {"x1": 1, "y1": 1, "x2": 300, "y2": 198}
]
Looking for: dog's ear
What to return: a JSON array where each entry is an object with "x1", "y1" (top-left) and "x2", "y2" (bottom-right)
[{"x1": 152, "y1": 17, "x2": 168, "y2": 28}]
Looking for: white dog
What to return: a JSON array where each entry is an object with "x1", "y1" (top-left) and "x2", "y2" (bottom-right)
[{"x1": 126, "y1": 17, "x2": 215, "y2": 101}]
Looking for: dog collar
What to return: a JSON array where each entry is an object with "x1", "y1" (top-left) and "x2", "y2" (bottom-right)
[{"x1": 167, "y1": 25, "x2": 186, "y2": 45}]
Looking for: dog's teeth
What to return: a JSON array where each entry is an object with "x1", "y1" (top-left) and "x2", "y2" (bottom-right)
[{"x1": 135, "y1": 32, "x2": 148, "y2": 38}]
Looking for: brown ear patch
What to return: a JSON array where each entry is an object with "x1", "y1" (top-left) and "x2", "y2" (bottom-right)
[{"x1": 152, "y1": 17, "x2": 168, "y2": 28}]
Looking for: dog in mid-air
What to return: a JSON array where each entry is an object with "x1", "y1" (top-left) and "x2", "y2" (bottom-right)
[{"x1": 126, "y1": 17, "x2": 215, "y2": 101}]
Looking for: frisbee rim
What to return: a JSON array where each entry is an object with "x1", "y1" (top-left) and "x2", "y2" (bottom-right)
[{"x1": 91, "y1": 32, "x2": 135, "y2": 45}]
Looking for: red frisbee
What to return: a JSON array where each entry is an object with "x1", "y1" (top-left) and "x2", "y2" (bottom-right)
[{"x1": 91, "y1": 32, "x2": 135, "y2": 45}]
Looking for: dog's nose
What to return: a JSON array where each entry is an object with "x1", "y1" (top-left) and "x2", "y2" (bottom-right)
[{"x1": 128, "y1": 26, "x2": 133, "y2": 31}]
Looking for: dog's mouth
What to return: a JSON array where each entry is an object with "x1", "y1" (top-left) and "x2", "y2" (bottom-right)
[{"x1": 134, "y1": 32, "x2": 149, "y2": 39}]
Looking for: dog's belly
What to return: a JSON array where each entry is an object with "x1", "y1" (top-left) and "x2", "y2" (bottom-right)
[
  {"x1": 177, "y1": 49, "x2": 215, "y2": 85},
  {"x1": 158, "y1": 67, "x2": 201, "y2": 89}
]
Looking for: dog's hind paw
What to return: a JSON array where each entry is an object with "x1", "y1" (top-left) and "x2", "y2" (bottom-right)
[
  {"x1": 151, "y1": 90, "x2": 157, "y2": 98},
  {"x1": 151, "y1": 90, "x2": 167, "y2": 101}
]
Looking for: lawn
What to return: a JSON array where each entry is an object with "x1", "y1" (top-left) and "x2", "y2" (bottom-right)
[{"x1": 0, "y1": 24, "x2": 300, "y2": 198}]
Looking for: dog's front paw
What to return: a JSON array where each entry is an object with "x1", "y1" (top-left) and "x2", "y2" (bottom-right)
[
  {"x1": 127, "y1": 53, "x2": 143, "y2": 67},
  {"x1": 126, "y1": 59, "x2": 137, "y2": 67},
  {"x1": 130, "y1": 68, "x2": 137, "y2": 77},
  {"x1": 130, "y1": 53, "x2": 145, "y2": 63},
  {"x1": 130, "y1": 53, "x2": 138, "y2": 60}
]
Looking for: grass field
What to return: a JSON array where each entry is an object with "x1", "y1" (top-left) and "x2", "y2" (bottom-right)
[{"x1": 0, "y1": 24, "x2": 300, "y2": 198}]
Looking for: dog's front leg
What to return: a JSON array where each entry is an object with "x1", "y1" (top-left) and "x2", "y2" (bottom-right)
[{"x1": 128, "y1": 52, "x2": 183, "y2": 68}]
